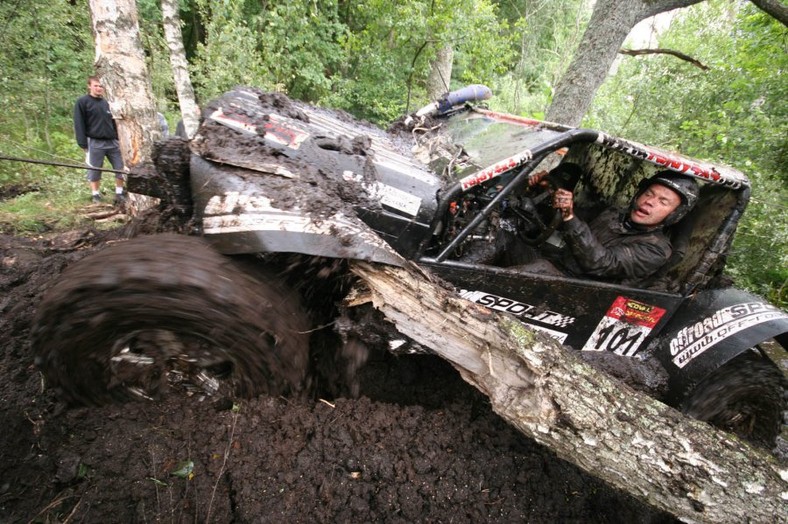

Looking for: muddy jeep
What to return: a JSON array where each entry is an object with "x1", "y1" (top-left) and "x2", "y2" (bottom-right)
[{"x1": 32, "y1": 86, "x2": 787, "y2": 446}]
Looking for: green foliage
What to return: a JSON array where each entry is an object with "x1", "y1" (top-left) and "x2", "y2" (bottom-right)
[
  {"x1": 0, "y1": 1, "x2": 98, "y2": 232},
  {"x1": 490, "y1": 0, "x2": 590, "y2": 116},
  {"x1": 0, "y1": 1, "x2": 93, "y2": 155},
  {"x1": 190, "y1": 0, "x2": 268, "y2": 100},
  {"x1": 252, "y1": 1, "x2": 348, "y2": 101},
  {"x1": 188, "y1": 0, "x2": 349, "y2": 105},
  {"x1": 588, "y1": 1, "x2": 787, "y2": 305},
  {"x1": 322, "y1": 0, "x2": 514, "y2": 123}
]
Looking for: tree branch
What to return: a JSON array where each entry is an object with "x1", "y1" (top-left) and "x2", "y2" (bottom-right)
[
  {"x1": 619, "y1": 47, "x2": 710, "y2": 70},
  {"x1": 749, "y1": 0, "x2": 788, "y2": 27}
]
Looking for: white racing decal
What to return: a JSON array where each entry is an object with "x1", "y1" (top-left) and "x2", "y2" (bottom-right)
[
  {"x1": 522, "y1": 323, "x2": 568, "y2": 344},
  {"x1": 459, "y1": 290, "x2": 575, "y2": 328},
  {"x1": 670, "y1": 302, "x2": 788, "y2": 369},
  {"x1": 204, "y1": 191, "x2": 274, "y2": 215},
  {"x1": 202, "y1": 192, "x2": 394, "y2": 252},
  {"x1": 459, "y1": 150, "x2": 533, "y2": 191},
  {"x1": 582, "y1": 297, "x2": 666, "y2": 356},
  {"x1": 342, "y1": 171, "x2": 422, "y2": 216}
]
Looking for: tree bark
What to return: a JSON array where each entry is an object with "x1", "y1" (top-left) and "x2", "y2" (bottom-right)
[
  {"x1": 545, "y1": 0, "x2": 703, "y2": 126},
  {"x1": 88, "y1": 0, "x2": 159, "y2": 166},
  {"x1": 545, "y1": 0, "x2": 786, "y2": 126},
  {"x1": 161, "y1": 0, "x2": 201, "y2": 138},
  {"x1": 88, "y1": 0, "x2": 160, "y2": 215},
  {"x1": 350, "y1": 261, "x2": 787, "y2": 523},
  {"x1": 426, "y1": 45, "x2": 454, "y2": 101}
]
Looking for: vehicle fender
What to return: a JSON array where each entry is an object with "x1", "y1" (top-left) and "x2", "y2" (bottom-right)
[
  {"x1": 651, "y1": 287, "x2": 788, "y2": 405},
  {"x1": 189, "y1": 155, "x2": 405, "y2": 266}
]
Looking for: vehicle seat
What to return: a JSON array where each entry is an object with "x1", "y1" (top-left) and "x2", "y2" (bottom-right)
[{"x1": 643, "y1": 185, "x2": 738, "y2": 293}]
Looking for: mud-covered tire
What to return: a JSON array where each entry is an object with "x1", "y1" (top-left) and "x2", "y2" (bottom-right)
[
  {"x1": 31, "y1": 234, "x2": 311, "y2": 405},
  {"x1": 681, "y1": 351, "x2": 786, "y2": 447}
]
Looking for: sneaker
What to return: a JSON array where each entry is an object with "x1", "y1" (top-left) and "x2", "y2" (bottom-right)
[
  {"x1": 91, "y1": 194, "x2": 102, "y2": 203},
  {"x1": 113, "y1": 192, "x2": 128, "y2": 206}
]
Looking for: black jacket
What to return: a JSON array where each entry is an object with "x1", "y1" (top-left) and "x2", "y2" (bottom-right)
[
  {"x1": 74, "y1": 94, "x2": 118, "y2": 149},
  {"x1": 558, "y1": 208, "x2": 673, "y2": 286}
]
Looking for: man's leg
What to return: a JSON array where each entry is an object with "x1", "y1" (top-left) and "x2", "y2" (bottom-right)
[
  {"x1": 105, "y1": 146, "x2": 126, "y2": 204},
  {"x1": 86, "y1": 146, "x2": 104, "y2": 202}
]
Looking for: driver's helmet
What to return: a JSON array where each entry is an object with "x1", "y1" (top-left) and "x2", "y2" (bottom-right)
[{"x1": 633, "y1": 171, "x2": 700, "y2": 227}]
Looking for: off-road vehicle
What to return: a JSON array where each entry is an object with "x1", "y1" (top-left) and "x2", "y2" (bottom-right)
[{"x1": 32, "y1": 86, "x2": 788, "y2": 445}]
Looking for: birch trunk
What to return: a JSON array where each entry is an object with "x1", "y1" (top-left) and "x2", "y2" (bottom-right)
[
  {"x1": 88, "y1": 0, "x2": 159, "y2": 215},
  {"x1": 161, "y1": 0, "x2": 201, "y2": 138},
  {"x1": 88, "y1": 0, "x2": 159, "y2": 165},
  {"x1": 350, "y1": 262, "x2": 787, "y2": 523}
]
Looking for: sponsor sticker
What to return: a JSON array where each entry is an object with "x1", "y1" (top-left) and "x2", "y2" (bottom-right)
[
  {"x1": 582, "y1": 296, "x2": 666, "y2": 356},
  {"x1": 376, "y1": 183, "x2": 422, "y2": 216},
  {"x1": 670, "y1": 302, "x2": 788, "y2": 368},
  {"x1": 459, "y1": 290, "x2": 575, "y2": 328},
  {"x1": 209, "y1": 110, "x2": 309, "y2": 148},
  {"x1": 459, "y1": 150, "x2": 533, "y2": 191}
]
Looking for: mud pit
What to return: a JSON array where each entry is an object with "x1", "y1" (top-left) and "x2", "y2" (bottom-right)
[{"x1": 0, "y1": 216, "x2": 676, "y2": 522}]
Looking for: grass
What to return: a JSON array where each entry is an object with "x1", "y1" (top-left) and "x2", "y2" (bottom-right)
[{"x1": 0, "y1": 162, "x2": 125, "y2": 235}]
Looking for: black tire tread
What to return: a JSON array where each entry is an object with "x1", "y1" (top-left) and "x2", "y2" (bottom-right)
[
  {"x1": 31, "y1": 234, "x2": 310, "y2": 405},
  {"x1": 681, "y1": 351, "x2": 786, "y2": 447}
]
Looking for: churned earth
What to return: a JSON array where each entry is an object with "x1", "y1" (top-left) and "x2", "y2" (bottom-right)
[{"x1": 0, "y1": 211, "x2": 677, "y2": 523}]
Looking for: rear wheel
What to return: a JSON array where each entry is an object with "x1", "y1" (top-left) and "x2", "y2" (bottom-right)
[
  {"x1": 31, "y1": 234, "x2": 311, "y2": 405},
  {"x1": 680, "y1": 350, "x2": 786, "y2": 447}
]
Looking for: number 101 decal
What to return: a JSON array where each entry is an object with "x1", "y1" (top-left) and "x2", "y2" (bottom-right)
[{"x1": 582, "y1": 297, "x2": 666, "y2": 356}]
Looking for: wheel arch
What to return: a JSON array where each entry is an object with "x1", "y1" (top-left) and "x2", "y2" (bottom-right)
[{"x1": 651, "y1": 287, "x2": 788, "y2": 406}]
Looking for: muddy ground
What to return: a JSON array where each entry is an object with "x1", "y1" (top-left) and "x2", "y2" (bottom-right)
[{"x1": 0, "y1": 211, "x2": 677, "y2": 523}]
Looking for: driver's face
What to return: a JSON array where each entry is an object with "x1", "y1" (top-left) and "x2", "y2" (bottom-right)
[{"x1": 629, "y1": 184, "x2": 681, "y2": 227}]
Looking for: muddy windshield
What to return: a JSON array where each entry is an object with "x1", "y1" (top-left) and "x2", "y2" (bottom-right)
[{"x1": 443, "y1": 112, "x2": 562, "y2": 179}]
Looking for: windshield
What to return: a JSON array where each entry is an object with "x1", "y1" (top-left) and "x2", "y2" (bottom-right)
[{"x1": 442, "y1": 112, "x2": 563, "y2": 179}]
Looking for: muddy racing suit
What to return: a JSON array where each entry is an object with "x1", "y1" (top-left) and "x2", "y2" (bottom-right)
[{"x1": 553, "y1": 208, "x2": 673, "y2": 286}]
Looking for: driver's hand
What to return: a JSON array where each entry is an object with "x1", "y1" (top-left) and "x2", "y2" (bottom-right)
[
  {"x1": 528, "y1": 170, "x2": 549, "y2": 187},
  {"x1": 553, "y1": 188, "x2": 575, "y2": 221}
]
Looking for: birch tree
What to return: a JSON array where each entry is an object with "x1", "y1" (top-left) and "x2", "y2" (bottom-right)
[
  {"x1": 161, "y1": 0, "x2": 201, "y2": 138},
  {"x1": 426, "y1": 45, "x2": 454, "y2": 101},
  {"x1": 87, "y1": 0, "x2": 159, "y2": 165}
]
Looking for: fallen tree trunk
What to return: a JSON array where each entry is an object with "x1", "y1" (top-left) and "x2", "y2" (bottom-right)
[{"x1": 350, "y1": 261, "x2": 786, "y2": 522}]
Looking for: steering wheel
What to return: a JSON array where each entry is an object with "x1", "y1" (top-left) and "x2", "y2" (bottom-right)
[
  {"x1": 508, "y1": 179, "x2": 562, "y2": 246},
  {"x1": 507, "y1": 164, "x2": 583, "y2": 246}
]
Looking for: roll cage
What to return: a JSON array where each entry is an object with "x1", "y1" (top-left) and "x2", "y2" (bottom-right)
[{"x1": 413, "y1": 105, "x2": 751, "y2": 297}]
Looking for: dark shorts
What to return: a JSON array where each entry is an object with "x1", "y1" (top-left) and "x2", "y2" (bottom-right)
[{"x1": 85, "y1": 138, "x2": 124, "y2": 182}]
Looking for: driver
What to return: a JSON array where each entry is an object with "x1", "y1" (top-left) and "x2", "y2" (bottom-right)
[{"x1": 520, "y1": 168, "x2": 700, "y2": 286}]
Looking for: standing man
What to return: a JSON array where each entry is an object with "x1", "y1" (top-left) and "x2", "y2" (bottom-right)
[{"x1": 74, "y1": 76, "x2": 126, "y2": 204}]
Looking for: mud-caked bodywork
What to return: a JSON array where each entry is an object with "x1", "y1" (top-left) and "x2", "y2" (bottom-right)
[{"x1": 123, "y1": 85, "x2": 788, "y2": 443}]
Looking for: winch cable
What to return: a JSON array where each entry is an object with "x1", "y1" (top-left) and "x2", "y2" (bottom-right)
[{"x1": 0, "y1": 153, "x2": 144, "y2": 177}]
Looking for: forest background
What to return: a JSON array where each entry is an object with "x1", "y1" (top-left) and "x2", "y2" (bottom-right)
[{"x1": 0, "y1": 0, "x2": 785, "y2": 306}]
